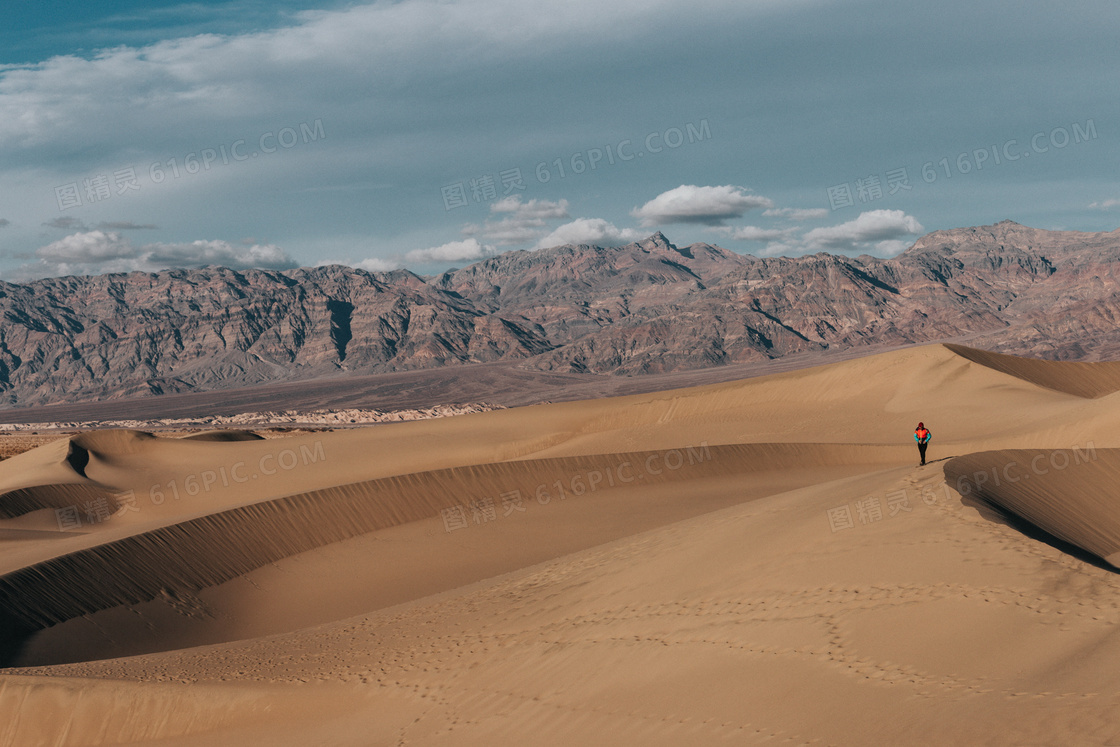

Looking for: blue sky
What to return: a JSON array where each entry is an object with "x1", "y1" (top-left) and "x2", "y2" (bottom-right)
[{"x1": 1, "y1": 0, "x2": 1117, "y2": 279}]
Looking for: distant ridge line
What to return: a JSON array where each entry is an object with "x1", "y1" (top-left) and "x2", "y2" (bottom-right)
[{"x1": 1, "y1": 221, "x2": 1119, "y2": 407}]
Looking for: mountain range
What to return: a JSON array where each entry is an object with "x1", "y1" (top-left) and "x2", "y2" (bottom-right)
[{"x1": 0, "y1": 220, "x2": 1117, "y2": 408}]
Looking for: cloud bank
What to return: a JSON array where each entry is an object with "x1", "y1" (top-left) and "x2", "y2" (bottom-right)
[
  {"x1": 462, "y1": 197, "x2": 570, "y2": 245},
  {"x1": 799, "y1": 209, "x2": 923, "y2": 254},
  {"x1": 1089, "y1": 199, "x2": 1120, "y2": 210},
  {"x1": 15, "y1": 230, "x2": 296, "y2": 279},
  {"x1": 763, "y1": 207, "x2": 829, "y2": 221},
  {"x1": 404, "y1": 238, "x2": 498, "y2": 264}
]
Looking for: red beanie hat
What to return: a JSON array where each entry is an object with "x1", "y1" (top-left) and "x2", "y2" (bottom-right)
[{"x1": 917, "y1": 422, "x2": 924, "y2": 428}]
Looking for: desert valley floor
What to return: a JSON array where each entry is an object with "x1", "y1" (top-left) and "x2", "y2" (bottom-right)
[{"x1": 4, "y1": 343, "x2": 1120, "y2": 745}]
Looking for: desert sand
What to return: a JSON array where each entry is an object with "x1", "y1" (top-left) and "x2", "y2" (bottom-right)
[{"x1": 4, "y1": 342, "x2": 1120, "y2": 745}]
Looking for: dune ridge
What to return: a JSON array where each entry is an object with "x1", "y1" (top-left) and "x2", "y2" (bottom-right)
[
  {"x1": 0, "y1": 485, "x2": 122, "y2": 521},
  {"x1": 944, "y1": 343, "x2": 1120, "y2": 398},
  {"x1": 0, "y1": 442, "x2": 903, "y2": 639},
  {"x1": 944, "y1": 447, "x2": 1120, "y2": 567}
]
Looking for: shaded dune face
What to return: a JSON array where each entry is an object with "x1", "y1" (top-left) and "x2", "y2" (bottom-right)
[
  {"x1": 0, "y1": 436, "x2": 128, "y2": 520},
  {"x1": 941, "y1": 346, "x2": 1120, "y2": 570},
  {"x1": 0, "y1": 432, "x2": 158, "y2": 520},
  {"x1": 0, "y1": 484, "x2": 121, "y2": 521},
  {"x1": 0, "y1": 441, "x2": 901, "y2": 667},
  {"x1": 178, "y1": 430, "x2": 267, "y2": 442},
  {"x1": 944, "y1": 448, "x2": 1120, "y2": 569}
]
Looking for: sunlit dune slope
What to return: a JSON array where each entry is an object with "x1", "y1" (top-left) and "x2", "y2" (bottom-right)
[{"x1": 0, "y1": 674, "x2": 397, "y2": 746}]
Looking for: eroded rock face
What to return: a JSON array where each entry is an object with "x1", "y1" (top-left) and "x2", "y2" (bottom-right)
[
  {"x1": 0, "y1": 265, "x2": 547, "y2": 407},
  {"x1": 0, "y1": 221, "x2": 1117, "y2": 406}
]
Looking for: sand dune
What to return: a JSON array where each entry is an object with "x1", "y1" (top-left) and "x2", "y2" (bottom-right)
[
  {"x1": 2, "y1": 442, "x2": 904, "y2": 665},
  {"x1": 945, "y1": 343, "x2": 1120, "y2": 398},
  {"x1": 4, "y1": 342, "x2": 1120, "y2": 746},
  {"x1": 0, "y1": 484, "x2": 122, "y2": 521},
  {"x1": 945, "y1": 447, "x2": 1120, "y2": 567}
]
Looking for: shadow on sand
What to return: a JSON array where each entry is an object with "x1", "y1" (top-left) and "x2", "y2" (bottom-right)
[{"x1": 942, "y1": 459, "x2": 1120, "y2": 575}]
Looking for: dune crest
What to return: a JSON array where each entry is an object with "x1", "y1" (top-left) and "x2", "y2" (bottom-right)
[
  {"x1": 0, "y1": 442, "x2": 903, "y2": 664},
  {"x1": 945, "y1": 447, "x2": 1120, "y2": 567},
  {"x1": 944, "y1": 343, "x2": 1120, "y2": 398}
]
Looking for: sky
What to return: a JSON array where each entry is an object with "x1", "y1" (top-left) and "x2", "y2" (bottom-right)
[{"x1": 0, "y1": 0, "x2": 1118, "y2": 280}]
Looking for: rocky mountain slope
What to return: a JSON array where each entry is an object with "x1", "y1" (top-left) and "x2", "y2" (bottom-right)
[{"x1": 0, "y1": 221, "x2": 1117, "y2": 407}]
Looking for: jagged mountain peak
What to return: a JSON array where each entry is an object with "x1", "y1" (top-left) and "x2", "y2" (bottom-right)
[{"x1": 636, "y1": 231, "x2": 677, "y2": 252}]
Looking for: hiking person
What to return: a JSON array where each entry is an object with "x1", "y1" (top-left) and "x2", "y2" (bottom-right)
[{"x1": 914, "y1": 422, "x2": 931, "y2": 466}]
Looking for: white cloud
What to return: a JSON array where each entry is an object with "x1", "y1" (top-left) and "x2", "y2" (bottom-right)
[
  {"x1": 870, "y1": 240, "x2": 910, "y2": 257},
  {"x1": 404, "y1": 238, "x2": 498, "y2": 264},
  {"x1": 0, "y1": 0, "x2": 779, "y2": 164},
  {"x1": 757, "y1": 241, "x2": 797, "y2": 258},
  {"x1": 727, "y1": 225, "x2": 796, "y2": 242},
  {"x1": 744, "y1": 210, "x2": 925, "y2": 258},
  {"x1": 145, "y1": 239, "x2": 295, "y2": 269},
  {"x1": 532, "y1": 218, "x2": 643, "y2": 249},
  {"x1": 459, "y1": 195, "x2": 573, "y2": 245},
  {"x1": 1089, "y1": 199, "x2": 1120, "y2": 210},
  {"x1": 632, "y1": 185, "x2": 773, "y2": 226},
  {"x1": 313, "y1": 255, "x2": 401, "y2": 272},
  {"x1": 800, "y1": 210, "x2": 923, "y2": 253},
  {"x1": 36, "y1": 231, "x2": 137, "y2": 264},
  {"x1": 14, "y1": 230, "x2": 297, "y2": 279},
  {"x1": 354, "y1": 257, "x2": 400, "y2": 272},
  {"x1": 331, "y1": 236, "x2": 507, "y2": 271},
  {"x1": 462, "y1": 197, "x2": 571, "y2": 245},
  {"x1": 461, "y1": 218, "x2": 544, "y2": 245},
  {"x1": 762, "y1": 207, "x2": 829, "y2": 221},
  {"x1": 491, "y1": 196, "x2": 570, "y2": 220}
]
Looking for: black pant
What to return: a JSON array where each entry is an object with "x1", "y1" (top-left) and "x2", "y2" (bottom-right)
[{"x1": 918, "y1": 441, "x2": 928, "y2": 464}]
